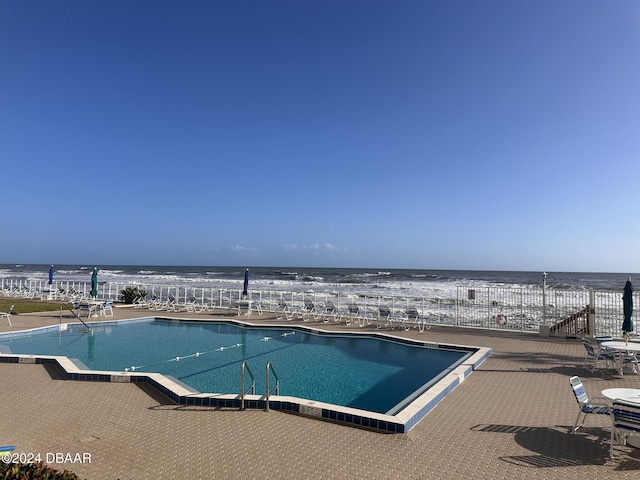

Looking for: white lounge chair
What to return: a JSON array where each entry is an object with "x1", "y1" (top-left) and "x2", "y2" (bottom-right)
[
  {"x1": 322, "y1": 300, "x2": 339, "y2": 323},
  {"x1": 398, "y1": 307, "x2": 428, "y2": 332},
  {"x1": 376, "y1": 306, "x2": 393, "y2": 329},
  {"x1": 303, "y1": 299, "x2": 321, "y2": 321},
  {"x1": 276, "y1": 300, "x2": 296, "y2": 320},
  {"x1": 0, "y1": 305, "x2": 14, "y2": 326},
  {"x1": 405, "y1": 307, "x2": 431, "y2": 332},
  {"x1": 344, "y1": 304, "x2": 364, "y2": 326}
]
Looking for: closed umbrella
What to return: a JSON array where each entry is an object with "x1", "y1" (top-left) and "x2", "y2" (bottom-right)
[
  {"x1": 90, "y1": 267, "x2": 99, "y2": 298},
  {"x1": 623, "y1": 277, "x2": 634, "y2": 334},
  {"x1": 243, "y1": 268, "x2": 249, "y2": 297},
  {"x1": 49, "y1": 265, "x2": 54, "y2": 285}
]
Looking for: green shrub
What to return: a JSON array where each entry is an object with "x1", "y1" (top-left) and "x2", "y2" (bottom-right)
[
  {"x1": 119, "y1": 286, "x2": 147, "y2": 304},
  {"x1": 0, "y1": 461, "x2": 81, "y2": 479}
]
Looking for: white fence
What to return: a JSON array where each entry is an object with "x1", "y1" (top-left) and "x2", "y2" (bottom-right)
[{"x1": 1, "y1": 278, "x2": 636, "y2": 337}]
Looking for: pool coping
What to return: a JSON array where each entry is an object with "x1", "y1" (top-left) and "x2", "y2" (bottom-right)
[{"x1": 0, "y1": 316, "x2": 492, "y2": 433}]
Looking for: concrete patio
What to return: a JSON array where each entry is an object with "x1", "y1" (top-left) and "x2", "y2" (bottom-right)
[{"x1": 1, "y1": 306, "x2": 640, "y2": 479}]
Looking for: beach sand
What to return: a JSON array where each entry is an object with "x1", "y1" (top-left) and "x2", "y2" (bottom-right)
[{"x1": 1, "y1": 305, "x2": 640, "y2": 479}]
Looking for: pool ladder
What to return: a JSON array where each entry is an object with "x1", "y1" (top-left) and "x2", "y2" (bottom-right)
[
  {"x1": 240, "y1": 361, "x2": 280, "y2": 412},
  {"x1": 58, "y1": 303, "x2": 91, "y2": 331}
]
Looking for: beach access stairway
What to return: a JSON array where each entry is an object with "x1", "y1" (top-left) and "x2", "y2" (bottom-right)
[{"x1": 550, "y1": 305, "x2": 591, "y2": 336}]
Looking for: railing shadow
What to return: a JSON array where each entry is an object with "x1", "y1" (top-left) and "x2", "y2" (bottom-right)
[{"x1": 471, "y1": 424, "x2": 611, "y2": 468}]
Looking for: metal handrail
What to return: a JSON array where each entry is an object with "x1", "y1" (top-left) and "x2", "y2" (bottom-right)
[
  {"x1": 58, "y1": 303, "x2": 91, "y2": 331},
  {"x1": 265, "y1": 361, "x2": 280, "y2": 412},
  {"x1": 240, "y1": 361, "x2": 255, "y2": 410}
]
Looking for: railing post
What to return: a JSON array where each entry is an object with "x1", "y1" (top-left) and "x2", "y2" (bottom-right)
[
  {"x1": 240, "y1": 361, "x2": 255, "y2": 410},
  {"x1": 265, "y1": 362, "x2": 279, "y2": 412},
  {"x1": 588, "y1": 290, "x2": 596, "y2": 336},
  {"x1": 265, "y1": 363, "x2": 270, "y2": 412},
  {"x1": 538, "y1": 272, "x2": 551, "y2": 338},
  {"x1": 542, "y1": 272, "x2": 547, "y2": 327},
  {"x1": 240, "y1": 362, "x2": 246, "y2": 410}
]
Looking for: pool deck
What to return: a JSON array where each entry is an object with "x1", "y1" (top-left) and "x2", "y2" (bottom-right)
[{"x1": 2, "y1": 306, "x2": 640, "y2": 479}]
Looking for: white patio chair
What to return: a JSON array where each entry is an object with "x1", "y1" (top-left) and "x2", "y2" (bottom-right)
[
  {"x1": 100, "y1": 301, "x2": 114, "y2": 317},
  {"x1": 582, "y1": 338, "x2": 615, "y2": 372},
  {"x1": 569, "y1": 376, "x2": 609, "y2": 433},
  {"x1": 0, "y1": 305, "x2": 14, "y2": 326}
]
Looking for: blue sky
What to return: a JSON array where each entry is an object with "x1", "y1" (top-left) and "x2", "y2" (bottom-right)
[{"x1": 1, "y1": 1, "x2": 639, "y2": 272}]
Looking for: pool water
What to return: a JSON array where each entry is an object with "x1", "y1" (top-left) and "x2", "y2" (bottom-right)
[{"x1": 1, "y1": 319, "x2": 470, "y2": 414}]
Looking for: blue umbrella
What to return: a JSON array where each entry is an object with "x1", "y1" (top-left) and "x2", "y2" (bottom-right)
[
  {"x1": 49, "y1": 265, "x2": 54, "y2": 285},
  {"x1": 90, "y1": 267, "x2": 99, "y2": 298},
  {"x1": 243, "y1": 268, "x2": 249, "y2": 297},
  {"x1": 623, "y1": 277, "x2": 634, "y2": 333}
]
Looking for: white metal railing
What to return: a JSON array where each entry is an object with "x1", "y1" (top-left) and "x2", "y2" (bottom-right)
[
  {"x1": 240, "y1": 361, "x2": 255, "y2": 410},
  {"x1": 265, "y1": 362, "x2": 279, "y2": 412},
  {"x1": 1, "y1": 278, "x2": 637, "y2": 337}
]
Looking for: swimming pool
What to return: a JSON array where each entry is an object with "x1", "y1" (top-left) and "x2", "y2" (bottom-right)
[{"x1": 0, "y1": 318, "x2": 491, "y2": 432}]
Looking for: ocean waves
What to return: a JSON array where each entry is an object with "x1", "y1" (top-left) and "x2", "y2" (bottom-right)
[{"x1": 0, "y1": 264, "x2": 634, "y2": 299}]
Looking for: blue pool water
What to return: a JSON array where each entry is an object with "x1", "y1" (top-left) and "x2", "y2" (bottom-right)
[{"x1": 1, "y1": 319, "x2": 470, "y2": 414}]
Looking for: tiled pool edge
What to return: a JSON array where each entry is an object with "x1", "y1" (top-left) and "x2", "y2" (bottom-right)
[{"x1": 0, "y1": 317, "x2": 492, "y2": 433}]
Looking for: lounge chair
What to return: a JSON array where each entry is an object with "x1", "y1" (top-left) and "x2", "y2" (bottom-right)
[
  {"x1": 0, "y1": 305, "x2": 14, "y2": 326},
  {"x1": 322, "y1": 300, "x2": 339, "y2": 323},
  {"x1": 343, "y1": 304, "x2": 362, "y2": 326},
  {"x1": 582, "y1": 338, "x2": 614, "y2": 372},
  {"x1": 143, "y1": 294, "x2": 163, "y2": 310},
  {"x1": 609, "y1": 399, "x2": 640, "y2": 459},
  {"x1": 405, "y1": 307, "x2": 430, "y2": 332},
  {"x1": 132, "y1": 294, "x2": 148, "y2": 309},
  {"x1": 166, "y1": 294, "x2": 178, "y2": 311},
  {"x1": 302, "y1": 299, "x2": 321, "y2": 321},
  {"x1": 276, "y1": 300, "x2": 298, "y2": 321},
  {"x1": 377, "y1": 306, "x2": 393, "y2": 328},
  {"x1": 569, "y1": 375, "x2": 609, "y2": 433},
  {"x1": 168, "y1": 295, "x2": 197, "y2": 313}
]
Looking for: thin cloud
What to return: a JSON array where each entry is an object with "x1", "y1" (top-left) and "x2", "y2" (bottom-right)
[
  {"x1": 282, "y1": 243, "x2": 348, "y2": 253},
  {"x1": 230, "y1": 245, "x2": 258, "y2": 253}
]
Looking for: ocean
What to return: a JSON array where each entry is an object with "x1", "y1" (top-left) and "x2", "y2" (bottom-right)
[{"x1": 0, "y1": 264, "x2": 635, "y2": 299}]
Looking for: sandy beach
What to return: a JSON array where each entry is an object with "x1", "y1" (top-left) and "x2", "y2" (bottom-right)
[{"x1": 2, "y1": 305, "x2": 640, "y2": 479}]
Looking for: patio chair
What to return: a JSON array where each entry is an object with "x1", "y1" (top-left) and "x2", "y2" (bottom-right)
[
  {"x1": 0, "y1": 305, "x2": 14, "y2": 326},
  {"x1": 582, "y1": 338, "x2": 615, "y2": 372},
  {"x1": 593, "y1": 336, "x2": 639, "y2": 375},
  {"x1": 609, "y1": 399, "x2": 640, "y2": 458},
  {"x1": 100, "y1": 301, "x2": 114, "y2": 317},
  {"x1": 569, "y1": 375, "x2": 610, "y2": 433}
]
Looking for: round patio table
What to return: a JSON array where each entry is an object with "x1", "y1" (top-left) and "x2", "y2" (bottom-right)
[
  {"x1": 601, "y1": 388, "x2": 640, "y2": 403},
  {"x1": 602, "y1": 388, "x2": 640, "y2": 448},
  {"x1": 600, "y1": 341, "x2": 640, "y2": 375}
]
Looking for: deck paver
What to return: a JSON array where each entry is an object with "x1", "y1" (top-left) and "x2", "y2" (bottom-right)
[{"x1": 1, "y1": 306, "x2": 640, "y2": 478}]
